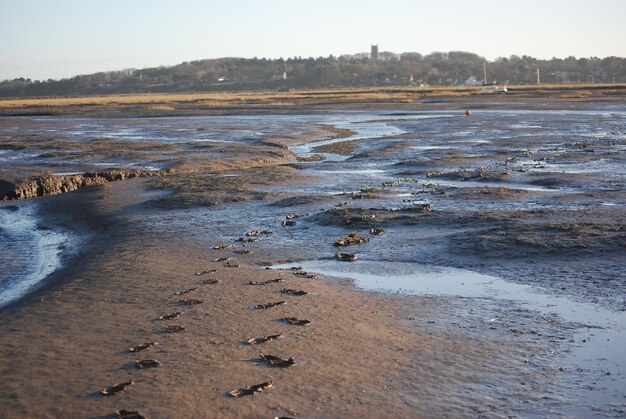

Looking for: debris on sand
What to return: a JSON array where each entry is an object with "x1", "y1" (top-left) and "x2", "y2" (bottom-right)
[
  {"x1": 212, "y1": 244, "x2": 234, "y2": 250},
  {"x1": 255, "y1": 301, "x2": 286, "y2": 309},
  {"x1": 247, "y1": 334, "x2": 283, "y2": 345},
  {"x1": 237, "y1": 237, "x2": 258, "y2": 243},
  {"x1": 128, "y1": 342, "x2": 156, "y2": 353},
  {"x1": 195, "y1": 269, "x2": 216, "y2": 276},
  {"x1": 249, "y1": 278, "x2": 285, "y2": 285},
  {"x1": 163, "y1": 325, "x2": 185, "y2": 333},
  {"x1": 344, "y1": 214, "x2": 376, "y2": 225},
  {"x1": 100, "y1": 381, "x2": 133, "y2": 395},
  {"x1": 135, "y1": 359, "x2": 161, "y2": 369},
  {"x1": 201, "y1": 278, "x2": 220, "y2": 285},
  {"x1": 407, "y1": 203, "x2": 432, "y2": 213},
  {"x1": 282, "y1": 220, "x2": 296, "y2": 227},
  {"x1": 224, "y1": 262, "x2": 240, "y2": 268},
  {"x1": 159, "y1": 312, "x2": 181, "y2": 321},
  {"x1": 336, "y1": 252, "x2": 358, "y2": 262},
  {"x1": 174, "y1": 287, "x2": 197, "y2": 295},
  {"x1": 259, "y1": 354, "x2": 295, "y2": 368},
  {"x1": 229, "y1": 381, "x2": 273, "y2": 397},
  {"x1": 281, "y1": 317, "x2": 311, "y2": 326},
  {"x1": 334, "y1": 232, "x2": 370, "y2": 247},
  {"x1": 246, "y1": 230, "x2": 273, "y2": 237},
  {"x1": 214, "y1": 256, "x2": 231, "y2": 262},
  {"x1": 234, "y1": 249, "x2": 253, "y2": 255},
  {"x1": 293, "y1": 271, "x2": 319, "y2": 279},
  {"x1": 369, "y1": 228, "x2": 385, "y2": 236},
  {"x1": 179, "y1": 298, "x2": 203, "y2": 305},
  {"x1": 281, "y1": 289, "x2": 308, "y2": 296},
  {"x1": 116, "y1": 410, "x2": 145, "y2": 419}
]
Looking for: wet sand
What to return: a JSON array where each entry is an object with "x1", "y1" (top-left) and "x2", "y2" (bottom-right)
[
  {"x1": 0, "y1": 179, "x2": 546, "y2": 418},
  {"x1": 0, "y1": 95, "x2": 625, "y2": 418}
]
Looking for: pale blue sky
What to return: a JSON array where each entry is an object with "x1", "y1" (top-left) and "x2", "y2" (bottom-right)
[{"x1": 1, "y1": 0, "x2": 625, "y2": 81}]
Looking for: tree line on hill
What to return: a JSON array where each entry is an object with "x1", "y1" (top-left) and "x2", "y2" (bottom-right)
[{"x1": 1, "y1": 51, "x2": 625, "y2": 97}]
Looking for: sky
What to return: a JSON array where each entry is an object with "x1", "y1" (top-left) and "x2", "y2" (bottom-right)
[{"x1": 1, "y1": 0, "x2": 625, "y2": 81}]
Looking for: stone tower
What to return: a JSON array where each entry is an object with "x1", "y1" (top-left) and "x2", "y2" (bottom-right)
[{"x1": 371, "y1": 45, "x2": 378, "y2": 60}]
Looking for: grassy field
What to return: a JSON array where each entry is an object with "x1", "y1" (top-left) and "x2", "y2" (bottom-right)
[{"x1": 1, "y1": 83, "x2": 625, "y2": 115}]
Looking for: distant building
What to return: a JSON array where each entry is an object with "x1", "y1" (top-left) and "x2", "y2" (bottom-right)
[
  {"x1": 271, "y1": 71, "x2": 287, "y2": 81},
  {"x1": 371, "y1": 45, "x2": 378, "y2": 60},
  {"x1": 464, "y1": 76, "x2": 482, "y2": 86}
]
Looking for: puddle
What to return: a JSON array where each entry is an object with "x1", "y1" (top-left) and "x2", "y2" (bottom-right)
[
  {"x1": 273, "y1": 260, "x2": 618, "y2": 322},
  {"x1": 317, "y1": 169, "x2": 387, "y2": 175},
  {"x1": 93, "y1": 162, "x2": 125, "y2": 167},
  {"x1": 190, "y1": 138, "x2": 230, "y2": 143},
  {"x1": 273, "y1": 260, "x2": 626, "y2": 409},
  {"x1": 410, "y1": 145, "x2": 452, "y2": 150},
  {"x1": 290, "y1": 120, "x2": 405, "y2": 160},
  {"x1": 510, "y1": 124, "x2": 545, "y2": 129}
]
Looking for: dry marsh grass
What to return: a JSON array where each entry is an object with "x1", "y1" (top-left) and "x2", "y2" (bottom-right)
[{"x1": 1, "y1": 84, "x2": 625, "y2": 112}]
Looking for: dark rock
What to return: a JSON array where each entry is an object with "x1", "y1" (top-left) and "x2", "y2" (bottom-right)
[
  {"x1": 174, "y1": 287, "x2": 197, "y2": 295},
  {"x1": 248, "y1": 278, "x2": 284, "y2": 285},
  {"x1": 281, "y1": 289, "x2": 308, "y2": 296},
  {"x1": 179, "y1": 298, "x2": 203, "y2": 305},
  {"x1": 100, "y1": 381, "x2": 133, "y2": 395},
  {"x1": 158, "y1": 312, "x2": 181, "y2": 321},
  {"x1": 116, "y1": 409, "x2": 145, "y2": 419},
  {"x1": 128, "y1": 342, "x2": 156, "y2": 353},
  {"x1": 258, "y1": 354, "x2": 295, "y2": 368},
  {"x1": 334, "y1": 232, "x2": 369, "y2": 246},
  {"x1": 135, "y1": 359, "x2": 160, "y2": 369},
  {"x1": 281, "y1": 317, "x2": 311, "y2": 326},
  {"x1": 255, "y1": 301, "x2": 286, "y2": 309},
  {"x1": 163, "y1": 325, "x2": 185, "y2": 333},
  {"x1": 247, "y1": 334, "x2": 283, "y2": 345},
  {"x1": 229, "y1": 381, "x2": 273, "y2": 397},
  {"x1": 336, "y1": 252, "x2": 358, "y2": 261}
]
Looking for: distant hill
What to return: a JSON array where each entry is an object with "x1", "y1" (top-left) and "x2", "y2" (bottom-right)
[{"x1": 1, "y1": 52, "x2": 625, "y2": 98}]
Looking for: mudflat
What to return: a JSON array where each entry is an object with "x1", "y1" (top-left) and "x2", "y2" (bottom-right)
[{"x1": 0, "y1": 91, "x2": 624, "y2": 418}]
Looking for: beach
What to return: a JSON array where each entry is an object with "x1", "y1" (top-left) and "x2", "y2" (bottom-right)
[{"x1": 0, "y1": 92, "x2": 625, "y2": 418}]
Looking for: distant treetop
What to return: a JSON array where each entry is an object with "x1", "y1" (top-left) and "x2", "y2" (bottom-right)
[{"x1": 1, "y1": 52, "x2": 624, "y2": 97}]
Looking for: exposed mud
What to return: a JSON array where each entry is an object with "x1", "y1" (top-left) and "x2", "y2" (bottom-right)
[
  {"x1": 311, "y1": 139, "x2": 365, "y2": 155},
  {"x1": 1, "y1": 99, "x2": 625, "y2": 417}
]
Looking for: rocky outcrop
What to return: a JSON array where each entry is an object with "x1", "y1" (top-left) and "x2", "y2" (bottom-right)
[{"x1": 0, "y1": 168, "x2": 165, "y2": 201}]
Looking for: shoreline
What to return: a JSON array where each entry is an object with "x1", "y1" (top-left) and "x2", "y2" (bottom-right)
[
  {"x1": 0, "y1": 178, "x2": 568, "y2": 418},
  {"x1": 0, "y1": 202, "x2": 74, "y2": 308},
  {"x1": 0, "y1": 179, "x2": 443, "y2": 417},
  {"x1": 0, "y1": 182, "x2": 116, "y2": 311},
  {"x1": 1, "y1": 98, "x2": 624, "y2": 417},
  {"x1": 0, "y1": 121, "x2": 336, "y2": 310}
]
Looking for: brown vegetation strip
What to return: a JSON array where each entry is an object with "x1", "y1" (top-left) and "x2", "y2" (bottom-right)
[
  {"x1": 2, "y1": 84, "x2": 626, "y2": 111},
  {"x1": 0, "y1": 168, "x2": 165, "y2": 201}
]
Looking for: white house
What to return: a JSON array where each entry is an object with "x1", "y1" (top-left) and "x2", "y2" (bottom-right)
[{"x1": 464, "y1": 76, "x2": 482, "y2": 86}]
